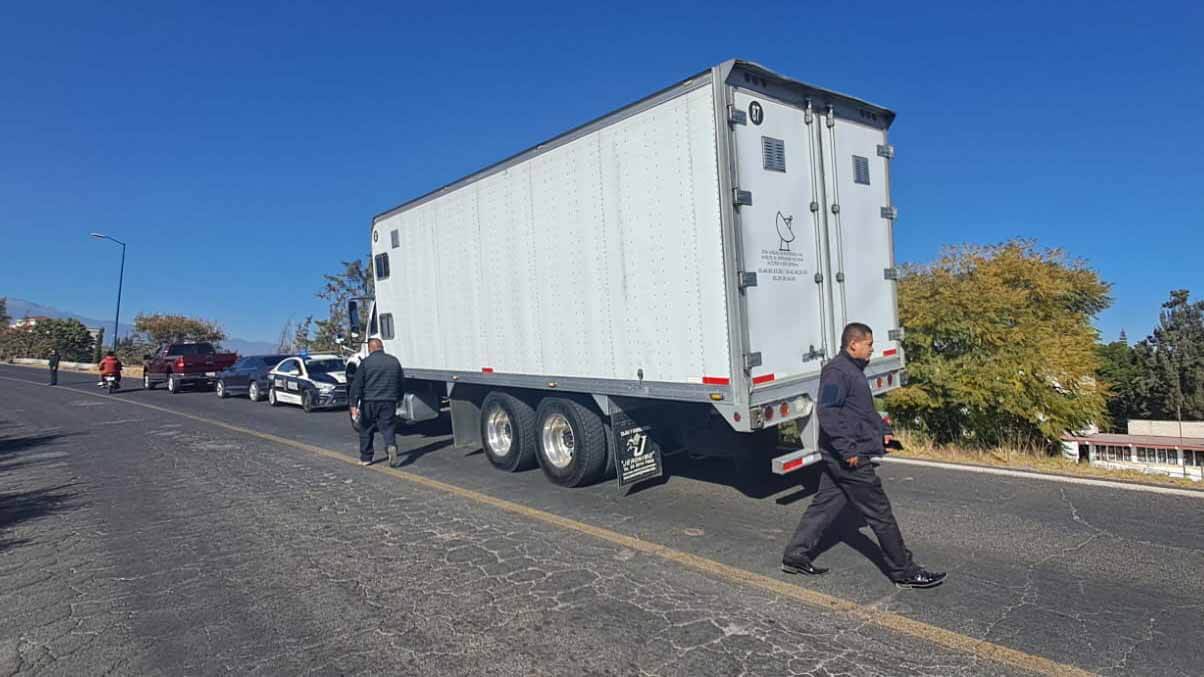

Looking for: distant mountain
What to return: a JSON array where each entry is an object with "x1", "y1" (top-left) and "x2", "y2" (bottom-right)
[
  {"x1": 5, "y1": 298, "x2": 136, "y2": 337},
  {"x1": 3, "y1": 297, "x2": 277, "y2": 355}
]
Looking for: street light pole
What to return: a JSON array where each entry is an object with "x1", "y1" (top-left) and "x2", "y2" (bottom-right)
[{"x1": 90, "y1": 233, "x2": 127, "y2": 352}]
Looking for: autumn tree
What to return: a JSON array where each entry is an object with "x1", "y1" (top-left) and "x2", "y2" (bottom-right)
[
  {"x1": 134, "y1": 314, "x2": 227, "y2": 346},
  {"x1": 885, "y1": 240, "x2": 1111, "y2": 449}
]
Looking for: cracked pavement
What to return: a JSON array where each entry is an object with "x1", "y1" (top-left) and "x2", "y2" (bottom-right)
[{"x1": 2, "y1": 365, "x2": 1202, "y2": 675}]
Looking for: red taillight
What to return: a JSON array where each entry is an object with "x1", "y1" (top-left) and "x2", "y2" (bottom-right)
[
  {"x1": 176, "y1": 357, "x2": 186, "y2": 370},
  {"x1": 876, "y1": 377, "x2": 884, "y2": 388},
  {"x1": 763, "y1": 405, "x2": 774, "y2": 421},
  {"x1": 887, "y1": 373, "x2": 894, "y2": 385},
  {"x1": 779, "y1": 402, "x2": 790, "y2": 417},
  {"x1": 733, "y1": 412, "x2": 742, "y2": 422}
]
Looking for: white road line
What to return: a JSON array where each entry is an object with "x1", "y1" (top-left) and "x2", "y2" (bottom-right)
[{"x1": 883, "y1": 456, "x2": 1204, "y2": 499}]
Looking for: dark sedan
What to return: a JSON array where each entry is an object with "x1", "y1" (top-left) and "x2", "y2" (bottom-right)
[{"x1": 215, "y1": 354, "x2": 293, "y2": 401}]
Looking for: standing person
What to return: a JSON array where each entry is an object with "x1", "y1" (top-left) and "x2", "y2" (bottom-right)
[
  {"x1": 47, "y1": 348, "x2": 60, "y2": 386},
  {"x1": 348, "y1": 338, "x2": 405, "y2": 467},
  {"x1": 780, "y1": 323, "x2": 946, "y2": 589}
]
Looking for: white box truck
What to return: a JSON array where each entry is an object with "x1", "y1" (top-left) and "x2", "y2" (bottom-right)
[{"x1": 350, "y1": 59, "x2": 906, "y2": 489}]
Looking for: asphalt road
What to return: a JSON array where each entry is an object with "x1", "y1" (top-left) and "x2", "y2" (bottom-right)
[{"x1": 1, "y1": 364, "x2": 1201, "y2": 676}]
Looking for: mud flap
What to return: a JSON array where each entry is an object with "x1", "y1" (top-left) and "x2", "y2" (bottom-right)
[{"x1": 608, "y1": 408, "x2": 664, "y2": 489}]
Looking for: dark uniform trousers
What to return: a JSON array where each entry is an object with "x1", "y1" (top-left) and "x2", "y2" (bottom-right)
[
  {"x1": 358, "y1": 400, "x2": 398, "y2": 462},
  {"x1": 783, "y1": 453, "x2": 915, "y2": 579},
  {"x1": 48, "y1": 365, "x2": 58, "y2": 385}
]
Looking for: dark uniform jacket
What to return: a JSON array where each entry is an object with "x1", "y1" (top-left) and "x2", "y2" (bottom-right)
[
  {"x1": 817, "y1": 351, "x2": 891, "y2": 462},
  {"x1": 48, "y1": 352, "x2": 60, "y2": 369},
  {"x1": 349, "y1": 351, "x2": 405, "y2": 403}
]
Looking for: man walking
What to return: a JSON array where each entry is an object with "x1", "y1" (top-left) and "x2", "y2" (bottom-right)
[
  {"x1": 48, "y1": 348, "x2": 60, "y2": 386},
  {"x1": 781, "y1": 323, "x2": 946, "y2": 589},
  {"x1": 348, "y1": 338, "x2": 406, "y2": 467}
]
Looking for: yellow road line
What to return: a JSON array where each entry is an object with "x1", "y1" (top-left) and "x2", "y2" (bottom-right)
[{"x1": 0, "y1": 372, "x2": 1095, "y2": 676}]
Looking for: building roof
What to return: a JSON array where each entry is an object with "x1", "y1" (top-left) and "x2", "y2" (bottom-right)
[{"x1": 1063, "y1": 432, "x2": 1204, "y2": 452}]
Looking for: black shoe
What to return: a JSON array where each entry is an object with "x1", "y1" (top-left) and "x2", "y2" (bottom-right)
[
  {"x1": 781, "y1": 557, "x2": 829, "y2": 576},
  {"x1": 386, "y1": 445, "x2": 399, "y2": 467},
  {"x1": 893, "y1": 569, "x2": 947, "y2": 589}
]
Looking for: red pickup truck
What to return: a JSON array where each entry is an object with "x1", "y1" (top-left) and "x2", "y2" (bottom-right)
[{"x1": 142, "y1": 342, "x2": 238, "y2": 393}]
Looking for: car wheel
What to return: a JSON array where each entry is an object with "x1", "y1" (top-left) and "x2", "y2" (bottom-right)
[
  {"x1": 167, "y1": 374, "x2": 179, "y2": 394},
  {"x1": 248, "y1": 381, "x2": 261, "y2": 402},
  {"x1": 302, "y1": 390, "x2": 314, "y2": 413},
  {"x1": 216, "y1": 380, "x2": 228, "y2": 398},
  {"x1": 268, "y1": 387, "x2": 280, "y2": 406},
  {"x1": 143, "y1": 373, "x2": 154, "y2": 390},
  {"x1": 480, "y1": 391, "x2": 537, "y2": 472},
  {"x1": 534, "y1": 397, "x2": 608, "y2": 488}
]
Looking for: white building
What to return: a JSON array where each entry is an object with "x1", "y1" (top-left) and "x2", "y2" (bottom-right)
[{"x1": 1065, "y1": 419, "x2": 1204, "y2": 482}]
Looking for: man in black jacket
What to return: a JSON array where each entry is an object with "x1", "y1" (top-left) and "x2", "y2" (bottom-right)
[
  {"x1": 48, "y1": 348, "x2": 60, "y2": 386},
  {"x1": 349, "y1": 339, "x2": 406, "y2": 467},
  {"x1": 781, "y1": 323, "x2": 946, "y2": 589}
]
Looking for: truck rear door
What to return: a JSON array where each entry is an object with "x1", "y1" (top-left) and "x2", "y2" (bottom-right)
[
  {"x1": 817, "y1": 107, "x2": 900, "y2": 360},
  {"x1": 731, "y1": 92, "x2": 829, "y2": 389}
]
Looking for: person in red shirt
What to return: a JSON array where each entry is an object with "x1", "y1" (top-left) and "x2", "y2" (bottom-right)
[{"x1": 97, "y1": 351, "x2": 123, "y2": 386}]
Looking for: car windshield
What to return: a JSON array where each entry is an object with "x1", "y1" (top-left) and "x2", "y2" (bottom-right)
[
  {"x1": 170, "y1": 343, "x2": 214, "y2": 356},
  {"x1": 306, "y1": 359, "x2": 344, "y2": 374},
  {"x1": 262, "y1": 355, "x2": 290, "y2": 366}
]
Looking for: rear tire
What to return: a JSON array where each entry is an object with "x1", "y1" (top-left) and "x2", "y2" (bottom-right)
[
  {"x1": 535, "y1": 397, "x2": 608, "y2": 488},
  {"x1": 216, "y1": 380, "x2": 228, "y2": 398},
  {"x1": 167, "y1": 374, "x2": 179, "y2": 394},
  {"x1": 302, "y1": 390, "x2": 314, "y2": 413},
  {"x1": 480, "y1": 391, "x2": 538, "y2": 472},
  {"x1": 248, "y1": 381, "x2": 261, "y2": 402}
]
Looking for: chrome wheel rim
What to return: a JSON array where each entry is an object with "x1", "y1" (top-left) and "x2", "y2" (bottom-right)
[
  {"x1": 249, "y1": 382, "x2": 258, "y2": 400},
  {"x1": 541, "y1": 413, "x2": 575, "y2": 469},
  {"x1": 216, "y1": 381, "x2": 224, "y2": 396},
  {"x1": 485, "y1": 406, "x2": 513, "y2": 457},
  {"x1": 143, "y1": 374, "x2": 149, "y2": 388}
]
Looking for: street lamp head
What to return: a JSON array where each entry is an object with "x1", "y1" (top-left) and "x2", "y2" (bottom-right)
[{"x1": 90, "y1": 232, "x2": 106, "y2": 239}]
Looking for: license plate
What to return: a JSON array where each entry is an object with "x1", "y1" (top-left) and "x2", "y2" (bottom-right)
[{"x1": 205, "y1": 371, "x2": 217, "y2": 377}]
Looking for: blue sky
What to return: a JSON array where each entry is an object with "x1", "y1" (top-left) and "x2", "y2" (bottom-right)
[{"x1": 1, "y1": 0, "x2": 1200, "y2": 343}]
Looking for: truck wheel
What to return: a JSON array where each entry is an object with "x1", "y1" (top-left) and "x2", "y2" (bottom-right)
[
  {"x1": 302, "y1": 390, "x2": 314, "y2": 413},
  {"x1": 143, "y1": 373, "x2": 155, "y2": 390},
  {"x1": 216, "y1": 380, "x2": 228, "y2": 398},
  {"x1": 480, "y1": 392, "x2": 537, "y2": 472},
  {"x1": 268, "y1": 387, "x2": 280, "y2": 407},
  {"x1": 535, "y1": 397, "x2": 607, "y2": 487},
  {"x1": 248, "y1": 381, "x2": 261, "y2": 402},
  {"x1": 167, "y1": 374, "x2": 180, "y2": 394}
]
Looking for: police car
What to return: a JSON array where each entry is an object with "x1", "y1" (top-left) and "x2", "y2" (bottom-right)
[{"x1": 266, "y1": 354, "x2": 350, "y2": 413}]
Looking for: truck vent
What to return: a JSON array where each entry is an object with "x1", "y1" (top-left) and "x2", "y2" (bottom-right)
[
  {"x1": 762, "y1": 137, "x2": 786, "y2": 172},
  {"x1": 390, "y1": 229, "x2": 399, "y2": 248},
  {"x1": 853, "y1": 155, "x2": 870, "y2": 185}
]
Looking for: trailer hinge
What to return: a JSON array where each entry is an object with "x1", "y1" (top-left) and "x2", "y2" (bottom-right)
[
  {"x1": 813, "y1": 272, "x2": 823, "y2": 283},
  {"x1": 728, "y1": 104, "x2": 747, "y2": 126},
  {"x1": 825, "y1": 105, "x2": 836, "y2": 128},
  {"x1": 744, "y1": 352, "x2": 763, "y2": 370},
  {"x1": 809, "y1": 201, "x2": 819, "y2": 213},
  {"x1": 877, "y1": 144, "x2": 895, "y2": 159},
  {"x1": 739, "y1": 272, "x2": 758, "y2": 289},
  {"x1": 835, "y1": 272, "x2": 845, "y2": 283},
  {"x1": 831, "y1": 203, "x2": 840, "y2": 214},
  {"x1": 880, "y1": 206, "x2": 898, "y2": 220},
  {"x1": 802, "y1": 345, "x2": 824, "y2": 362},
  {"x1": 733, "y1": 189, "x2": 753, "y2": 207},
  {"x1": 883, "y1": 267, "x2": 899, "y2": 281},
  {"x1": 888, "y1": 328, "x2": 906, "y2": 341},
  {"x1": 804, "y1": 99, "x2": 814, "y2": 125}
]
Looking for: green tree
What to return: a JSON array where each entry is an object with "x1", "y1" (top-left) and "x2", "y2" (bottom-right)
[
  {"x1": 885, "y1": 240, "x2": 1111, "y2": 448},
  {"x1": 134, "y1": 314, "x2": 227, "y2": 347},
  {"x1": 0, "y1": 297, "x2": 9, "y2": 326},
  {"x1": 1096, "y1": 338, "x2": 1143, "y2": 431},
  {"x1": 311, "y1": 258, "x2": 374, "y2": 351},
  {"x1": 1132, "y1": 290, "x2": 1204, "y2": 421},
  {"x1": 26, "y1": 318, "x2": 95, "y2": 361}
]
